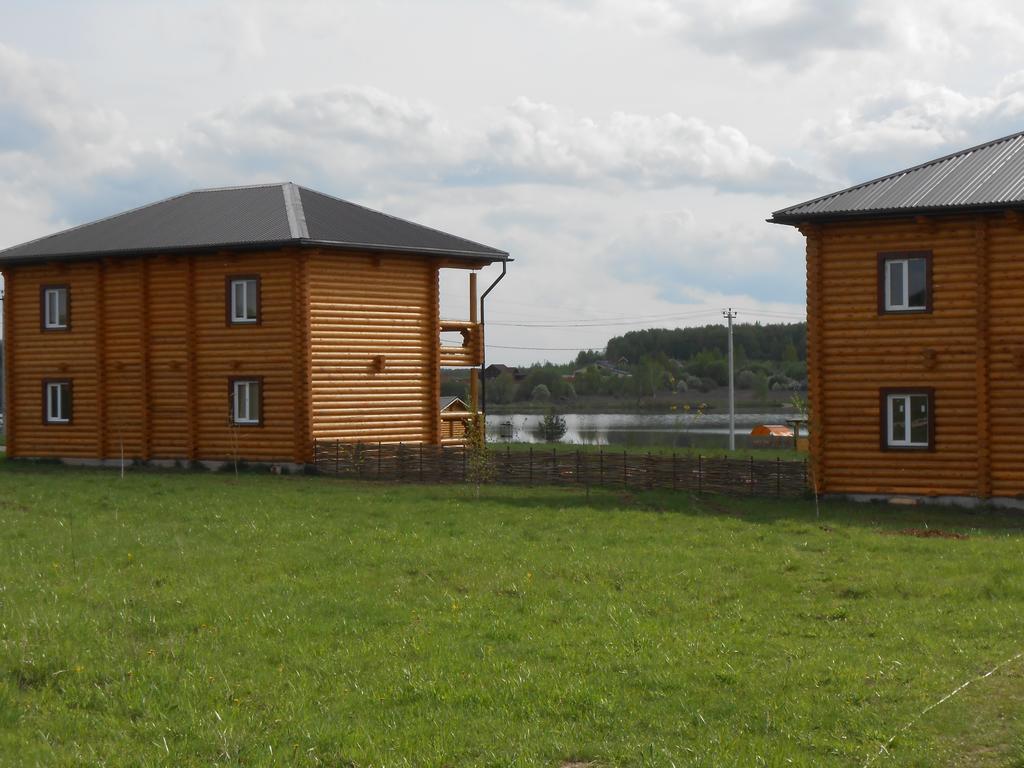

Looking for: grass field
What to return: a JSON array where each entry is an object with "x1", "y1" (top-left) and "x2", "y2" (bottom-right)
[{"x1": 1, "y1": 461, "x2": 1023, "y2": 766}]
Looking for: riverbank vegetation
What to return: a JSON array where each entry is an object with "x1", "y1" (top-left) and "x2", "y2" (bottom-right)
[
  {"x1": 443, "y1": 322, "x2": 807, "y2": 413},
  {"x1": 1, "y1": 460, "x2": 1022, "y2": 766}
]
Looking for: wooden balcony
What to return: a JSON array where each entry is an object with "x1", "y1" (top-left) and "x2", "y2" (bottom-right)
[
  {"x1": 440, "y1": 410, "x2": 481, "y2": 446},
  {"x1": 439, "y1": 320, "x2": 483, "y2": 367}
]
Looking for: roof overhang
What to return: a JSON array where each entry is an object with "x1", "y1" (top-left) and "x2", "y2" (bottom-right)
[{"x1": 0, "y1": 238, "x2": 511, "y2": 268}]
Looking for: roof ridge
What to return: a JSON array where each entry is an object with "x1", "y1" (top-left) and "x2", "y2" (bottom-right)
[
  {"x1": 297, "y1": 185, "x2": 508, "y2": 257},
  {"x1": 772, "y1": 128, "x2": 1024, "y2": 219},
  {"x1": 281, "y1": 182, "x2": 309, "y2": 239}
]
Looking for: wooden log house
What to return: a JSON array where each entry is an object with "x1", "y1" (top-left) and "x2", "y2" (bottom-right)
[
  {"x1": 772, "y1": 130, "x2": 1024, "y2": 503},
  {"x1": 0, "y1": 183, "x2": 508, "y2": 465}
]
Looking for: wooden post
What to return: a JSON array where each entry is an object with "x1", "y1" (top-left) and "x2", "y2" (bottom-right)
[
  {"x1": 95, "y1": 260, "x2": 107, "y2": 458},
  {"x1": 2, "y1": 271, "x2": 13, "y2": 458},
  {"x1": 469, "y1": 273, "x2": 480, "y2": 416},
  {"x1": 185, "y1": 255, "x2": 198, "y2": 461},
  {"x1": 975, "y1": 216, "x2": 992, "y2": 498}
]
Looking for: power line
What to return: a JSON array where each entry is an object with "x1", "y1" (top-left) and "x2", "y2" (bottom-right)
[
  {"x1": 488, "y1": 343, "x2": 605, "y2": 352},
  {"x1": 489, "y1": 311, "x2": 722, "y2": 329}
]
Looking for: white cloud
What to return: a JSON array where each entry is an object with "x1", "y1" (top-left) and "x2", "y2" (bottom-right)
[{"x1": 804, "y1": 73, "x2": 1024, "y2": 184}]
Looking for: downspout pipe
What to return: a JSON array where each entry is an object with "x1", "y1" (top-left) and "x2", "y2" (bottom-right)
[{"x1": 478, "y1": 259, "x2": 508, "y2": 421}]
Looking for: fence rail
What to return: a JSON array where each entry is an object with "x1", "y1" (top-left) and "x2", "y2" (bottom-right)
[{"x1": 313, "y1": 441, "x2": 809, "y2": 498}]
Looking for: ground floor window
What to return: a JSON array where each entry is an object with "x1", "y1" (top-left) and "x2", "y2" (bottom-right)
[
  {"x1": 882, "y1": 389, "x2": 933, "y2": 450},
  {"x1": 44, "y1": 380, "x2": 72, "y2": 424},
  {"x1": 230, "y1": 378, "x2": 263, "y2": 426}
]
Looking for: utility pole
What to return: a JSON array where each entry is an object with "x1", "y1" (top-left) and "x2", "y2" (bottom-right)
[{"x1": 723, "y1": 308, "x2": 736, "y2": 451}]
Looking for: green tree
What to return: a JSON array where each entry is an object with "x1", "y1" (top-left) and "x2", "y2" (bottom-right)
[{"x1": 486, "y1": 372, "x2": 517, "y2": 405}]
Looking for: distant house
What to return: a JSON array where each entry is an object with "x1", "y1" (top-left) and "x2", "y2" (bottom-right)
[
  {"x1": 771, "y1": 129, "x2": 1024, "y2": 503},
  {"x1": 481, "y1": 363, "x2": 525, "y2": 382},
  {"x1": 0, "y1": 183, "x2": 508, "y2": 465},
  {"x1": 440, "y1": 396, "x2": 472, "y2": 443}
]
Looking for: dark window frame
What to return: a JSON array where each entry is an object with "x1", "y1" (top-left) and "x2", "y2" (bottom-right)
[
  {"x1": 40, "y1": 284, "x2": 71, "y2": 332},
  {"x1": 42, "y1": 378, "x2": 73, "y2": 425},
  {"x1": 225, "y1": 275, "x2": 262, "y2": 326},
  {"x1": 228, "y1": 376, "x2": 264, "y2": 427},
  {"x1": 879, "y1": 387, "x2": 935, "y2": 452},
  {"x1": 877, "y1": 251, "x2": 933, "y2": 315}
]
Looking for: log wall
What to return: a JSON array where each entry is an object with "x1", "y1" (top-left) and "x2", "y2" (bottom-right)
[
  {"x1": 5, "y1": 250, "x2": 314, "y2": 462},
  {"x1": 307, "y1": 250, "x2": 439, "y2": 445},
  {"x1": 810, "y1": 213, "x2": 1024, "y2": 498}
]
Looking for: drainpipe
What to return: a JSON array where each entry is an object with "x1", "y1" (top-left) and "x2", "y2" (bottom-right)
[{"x1": 478, "y1": 259, "x2": 508, "y2": 421}]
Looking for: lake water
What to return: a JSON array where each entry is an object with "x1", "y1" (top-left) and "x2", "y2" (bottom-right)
[{"x1": 485, "y1": 412, "x2": 800, "y2": 450}]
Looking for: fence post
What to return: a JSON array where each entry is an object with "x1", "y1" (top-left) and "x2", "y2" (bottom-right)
[{"x1": 698, "y1": 454, "x2": 703, "y2": 494}]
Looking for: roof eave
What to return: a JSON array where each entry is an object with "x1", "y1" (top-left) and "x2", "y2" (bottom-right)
[
  {"x1": 769, "y1": 200, "x2": 1024, "y2": 226},
  {"x1": 0, "y1": 237, "x2": 511, "y2": 267}
]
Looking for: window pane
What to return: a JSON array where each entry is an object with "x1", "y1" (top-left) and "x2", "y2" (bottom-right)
[
  {"x1": 250, "y1": 381, "x2": 261, "y2": 422},
  {"x1": 58, "y1": 290, "x2": 67, "y2": 326},
  {"x1": 910, "y1": 394, "x2": 929, "y2": 445},
  {"x1": 245, "y1": 280, "x2": 258, "y2": 320},
  {"x1": 907, "y1": 259, "x2": 927, "y2": 308},
  {"x1": 233, "y1": 282, "x2": 245, "y2": 320},
  {"x1": 888, "y1": 261, "x2": 904, "y2": 308},
  {"x1": 48, "y1": 385, "x2": 58, "y2": 420},
  {"x1": 890, "y1": 396, "x2": 906, "y2": 443},
  {"x1": 236, "y1": 382, "x2": 248, "y2": 421}
]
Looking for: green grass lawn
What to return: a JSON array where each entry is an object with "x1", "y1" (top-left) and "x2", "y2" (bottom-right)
[{"x1": 1, "y1": 461, "x2": 1023, "y2": 767}]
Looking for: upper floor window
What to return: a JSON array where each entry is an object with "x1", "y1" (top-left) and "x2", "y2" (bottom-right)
[
  {"x1": 230, "y1": 378, "x2": 262, "y2": 426},
  {"x1": 880, "y1": 252, "x2": 930, "y2": 313},
  {"x1": 42, "y1": 285, "x2": 70, "y2": 330},
  {"x1": 228, "y1": 276, "x2": 260, "y2": 324},
  {"x1": 44, "y1": 380, "x2": 72, "y2": 424},
  {"x1": 882, "y1": 389, "x2": 932, "y2": 450}
]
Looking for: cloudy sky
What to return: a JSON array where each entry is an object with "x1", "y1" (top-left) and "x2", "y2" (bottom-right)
[{"x1": 3, "y1": 0, "x2": 1024, "y2": 363}]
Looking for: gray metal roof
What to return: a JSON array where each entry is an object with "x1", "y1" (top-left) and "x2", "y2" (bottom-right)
[
  {"x1": 771, "y1": 129, "x2": 1024, "y2": 223},
  {"x1": 0, "y1": 182, "x2": 509, "y2": 263},
  {"x1": 439, "y1": 395, "x2": 468, "y2": 410}
]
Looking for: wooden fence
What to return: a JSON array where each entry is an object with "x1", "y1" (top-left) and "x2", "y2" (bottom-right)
[{"x1": 313, "y1": 441, "x2": 809, "y2": 498}]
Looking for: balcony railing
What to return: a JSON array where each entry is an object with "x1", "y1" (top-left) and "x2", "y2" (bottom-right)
[
  {"x1": 439, "y1": 320, "x2": 483, "y2": 367},
  {"x1": 440, "y1": 410, "x2": 480, "y2": 446}
]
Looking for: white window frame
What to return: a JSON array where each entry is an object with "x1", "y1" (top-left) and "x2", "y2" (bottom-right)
[
  {"x1": 45, "y1": 381, "x2": 71, "y2": 424},
  {"x1": 43, "y1": 286, "x2": 69, "y2": 329},
  {"x1": 884, "y1": 257, "x2": 928, "y2": 312},
  {"x1": 229, "y1": 277, "x2": 259, "y2": 324},
  {"x1": 886, "y1": 392, "x2": 930, "y2": 448},
  {"x1": 231, "y1": 379, "x2": 261, "y2": 425}
]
